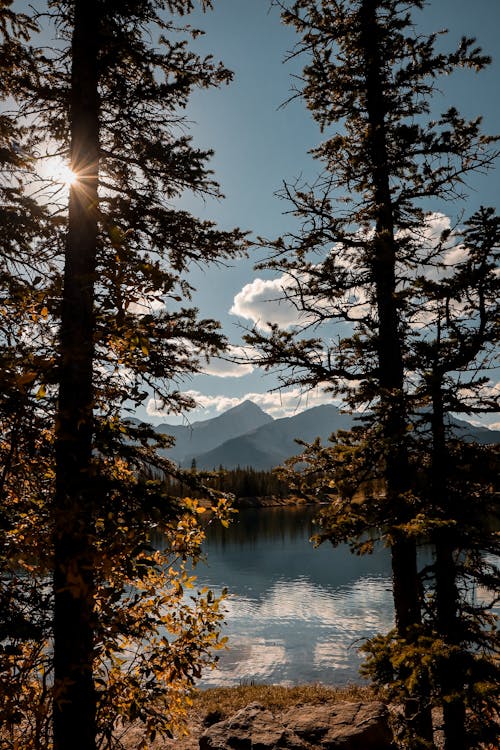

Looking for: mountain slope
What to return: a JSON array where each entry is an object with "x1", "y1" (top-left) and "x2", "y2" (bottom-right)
[
  {"x1": 148, "y1": 400, "x2": 500, "y2": 470},
  {"x1": 449, "y1": 416, "x2": 500, "y2": 445},
  {"x1": 190, "y1": 404, "x2": 355, "y2": 470},
  {"x1": 155, "y1": 400, "x2": 273, "y2": 464},
  {"x1": 186, "y1": 407, "x2": 500, "y2": 470}
]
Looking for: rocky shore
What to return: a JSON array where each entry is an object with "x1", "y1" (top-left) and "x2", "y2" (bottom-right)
[
  {"x1": 123, "y1": 698, "x2": 397, "y2": 750},
  {"x1": 199, "y1": 700, "x2": 394, "y2": 750},
  {"x1": 119, "y1": 683, "x2": 455, "y2": 750}
]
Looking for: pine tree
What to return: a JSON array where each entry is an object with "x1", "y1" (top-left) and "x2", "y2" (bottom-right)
[
  {"x1": 0, "y1": 5, "x2": 58, "y2": 737},
  {"x1": 1, "y1": 2, "x2": 245, "y2": 748},
  {"x1": 247, "y1": 1, "x2": 498, "y2": 744},
  {"x1": 407, "y1": 207, "x2": 500, "y2": 749},
  {"x1": 278, "y1": 209, "x2": 500, "y2": 749}
]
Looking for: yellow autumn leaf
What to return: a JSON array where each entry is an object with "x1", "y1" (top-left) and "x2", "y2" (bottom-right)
[{"x1": 35, "y1": 383, "x2": 46, "y2": 399}]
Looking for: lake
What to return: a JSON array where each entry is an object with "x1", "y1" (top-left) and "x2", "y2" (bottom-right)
[{"x1": 194, "y1": 506, "x2": 395, "y2": 687}]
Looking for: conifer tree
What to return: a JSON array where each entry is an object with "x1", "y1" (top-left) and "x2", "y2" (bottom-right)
[
  {"x1": 0, "y1": 5, "x2": 58, "y2": 732},
  {"x1": 247, "y1": 1, "x2": 498, "y2": 744},
  {"x1": 406, "y1": 207, "x2": 500, "y2": 749},
  {"x1": 0, "y1": 2, "x2": 245, "y2": 749},
  {"x1": 277, "y1": 208, "x2": 499, "y2": 749}
]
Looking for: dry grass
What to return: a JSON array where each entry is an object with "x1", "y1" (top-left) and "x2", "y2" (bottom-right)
[{"x1": 194, "y1": 683, "x2": 377, "y2": 723}]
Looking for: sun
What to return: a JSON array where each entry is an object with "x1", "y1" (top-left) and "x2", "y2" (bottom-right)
[
  {"x1": 50, "y1": 157, "x2": 78, "y2": 187},
  {"x1": 56, "y1": 162, "x2": 78, "y2": 186}
]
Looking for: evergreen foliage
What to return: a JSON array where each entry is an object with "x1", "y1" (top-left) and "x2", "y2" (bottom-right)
[
  {"x1": 0, "y1": 2, "x2": 245, "y2": 748},
  {"x1": 163, "y1": 466, "x2": 292, "y2": 502},
  {"x1": 248, "y1": 1, "x2": 500, "y2": 746}
]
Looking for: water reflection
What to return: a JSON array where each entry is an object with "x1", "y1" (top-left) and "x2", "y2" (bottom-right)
[{"x1": 194, "y1": 507, "x2": 394, "y2": 686}]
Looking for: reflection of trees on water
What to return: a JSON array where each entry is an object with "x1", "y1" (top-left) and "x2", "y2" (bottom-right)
[
  {"x1": 150, "y1": 506, "x2": 397, "y2": 685},
  {"x1": 204, "y1": 506, "x2": 319, "y2": 547}
]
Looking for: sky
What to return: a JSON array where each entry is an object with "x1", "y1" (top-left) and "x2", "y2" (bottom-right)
[
  {"x1": 137, "y1": 0, "x2": 500, "y2": 427},
  {"x1": 18, "y1": 0, "x2": 498, "y2": 426}
]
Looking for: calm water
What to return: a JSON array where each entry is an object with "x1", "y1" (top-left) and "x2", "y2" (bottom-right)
[{"x1": 194, "y1": 507, "x2": 395, "y2": 687}]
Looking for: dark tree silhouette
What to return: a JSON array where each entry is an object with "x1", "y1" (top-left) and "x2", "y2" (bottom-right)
[
  {"x1": 245, "y1": 1, "x2": 499, "y2": 744},
  {"x1": 2, "y1": 1, "x2": 245, "y2": 748}
]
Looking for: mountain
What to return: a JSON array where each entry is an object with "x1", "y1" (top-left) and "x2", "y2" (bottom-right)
[
  {"x1": 449, "y1": 416, "x2": 500, "y2": 445},
  {"x1": 155, "y1": 400, "x2": 272, "y2": 465},
  {"x1": 189, "y1": 404, "x2": 355, "y2": 470},
  {"x1": 151, "y1": 400, "x2": 500, "y2": 470}
]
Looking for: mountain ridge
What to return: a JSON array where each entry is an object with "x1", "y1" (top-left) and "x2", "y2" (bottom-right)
[
  {"x1": 154, "y1": 399, "x2": 272, "y2": 464},
  {"x1": 188, "y1": 404, "x2": 355, "y2": 470},
  {"x1": 150, "y1": 400, "x2": 500, "y2": 470}
]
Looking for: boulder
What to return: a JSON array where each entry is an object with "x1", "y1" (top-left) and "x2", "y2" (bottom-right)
[
  {"x1": 283, "y1": 701, "x2": 394, "y2": 749},
  {"x1": 199, "y1": 701, "x2": 395, "y2": 750}
]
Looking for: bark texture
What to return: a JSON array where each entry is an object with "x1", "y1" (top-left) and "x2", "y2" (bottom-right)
[{"x1": 53, "y1": 1, "x2": 100, "y2": 748}]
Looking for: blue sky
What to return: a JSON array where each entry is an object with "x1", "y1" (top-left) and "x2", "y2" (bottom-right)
[
  {"x1": 22, "y1": 0, "x2": 497, "y2": 426},
  {"x1": 139, "y1": 0, "x2": 500, "y2": 426}
]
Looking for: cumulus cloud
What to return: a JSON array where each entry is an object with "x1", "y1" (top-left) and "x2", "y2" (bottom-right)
[
  {"x1": 146, "y1": 386, "x2": 339, "y2": 420},
  {"x1": 402, "y1": 212, "x2": 471, "y2": 278},
  {"x1": 230, "y1": 214, "x2": 459, "y2": 333},
  {"x1": 230, "y1": 271, "x2": 373, "y2": 330},
  {"x1": 230, "y1": 215, "x2": 462, "y2": 330},
  {"x1": 242, "y1": 387, "x2": 338, "y2": 417},
  {"x1": 414, "y1": 211, "x2": 451, "y2": 247},
  {"x1": 231, "y1": 215, "x2": 472, "y2": 335},
  {"x1": 230, "y1": 275, "x2": 309, "y2": 331},
  {"x1": 126, "y1": 291, "x2": 165, "y2": 316},
  {"x1": 146, "y1": 391, "x2": 238, "y2": 419}
]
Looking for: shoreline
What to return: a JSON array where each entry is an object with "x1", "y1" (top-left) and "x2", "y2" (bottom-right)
[{"x1": 231, "y1": 495, "x2": 313, "y2": 508}]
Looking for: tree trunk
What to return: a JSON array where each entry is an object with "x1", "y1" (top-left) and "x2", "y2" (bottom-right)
[
  {"x1": 359, "y1": 0, "x2": 420, "y2": 630},
  {"x1": 53, "y1": 1, "x2": 99, "y2": 749},
  {"x1": 431, "y1": 375, "x2": 467, "y2": 750},
  {"x1": 435, "y1": 539, "x2": 467, "y2": 750},
  {"x1": 359, "y1": 1, "x2": 433, "y2": 744}
]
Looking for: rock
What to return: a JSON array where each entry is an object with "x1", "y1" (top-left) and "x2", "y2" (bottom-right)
[
  {"x1": 284, "y1": 701, "x2": 394, "y2": 749},
  {"x1": 199, "y1": 701, "x2": 395, "y2": 750},
  {"x1": 199, "y1": 702, "x2": 307, "y2": 750}
]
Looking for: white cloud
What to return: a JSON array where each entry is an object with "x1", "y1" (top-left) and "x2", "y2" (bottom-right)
[
  {"x1": 146, "y1": 386, "x2": 339, "y2": 420},
  {"x1": 231, "y1": 215, "x2": 475, "y2": 337},
  {"x1": 443, "y1": 243, "x2": 468, "y2": 267},
  {"x1": 183, "y1": 392, "x2": 243, "y2": 413},
  {"x1": 230, "y1": 270, "x2": 374, "y2": 330},
  {"x1": 415, "y1": 211, "x2": 451, "y2": 247},
  {"x1": 201, "y1": 345, "x2": 255, "y2": 378},
  {"x1": 242, "y1": 387, "x2": 338, "y2": 417},
  {"x1": 126, "y1": 290, "x2": 165, "y2": 316},
  {"x1": 230, "y1": 275, "x2": 309, "y2": 331},
  {"x1": 403, "y1": 212, "x2": 471, "y2": 279}
]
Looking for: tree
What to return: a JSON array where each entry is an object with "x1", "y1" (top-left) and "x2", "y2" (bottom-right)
[
  {"x1": 276, "y1": 208, "x2": 500, "y2": 749},
  {"x1": 246, "y1": 1, "x2": 498, "y2": 744},
  {"x1": 406, "y1": 207, "x2": 500, "y2": 749},
  {"x1": 1, "y1": 2, "x2": 245, "y2": 749},
  {"x1": 0, "y1": 5, "x2": 58, "y2": 741}
]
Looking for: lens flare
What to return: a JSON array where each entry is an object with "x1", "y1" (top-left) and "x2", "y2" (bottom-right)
[
  {"x1": 56, "y1": 163, "x2": 78, "y2": 186},
  {"x1": 49, "y1": 157, "x2": 78, "y2": 186}
]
